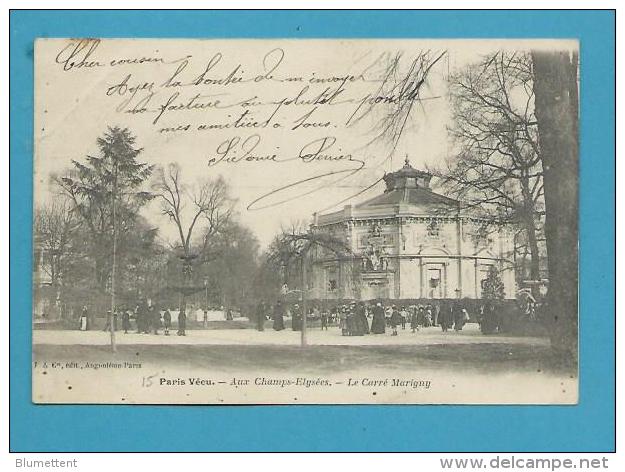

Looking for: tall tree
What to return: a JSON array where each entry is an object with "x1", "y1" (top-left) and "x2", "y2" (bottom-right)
[
  {"x1": 117, "y1": 215, "x2": 164, "y2": 302},
  {"x1": 199, "y1": 221, "x2": 260, "y2": 312},
  {"x1": 531, "y1": 50, "x2": 579, "y2": 359},
  {"x1": 263, "y1": 222, "x2": 354, "y2": 346},
  {"x1": 437, "y1": 52, "x2": 544, "y2": 283},
  {"x1": 152, "y1": 163, "x2": 234, "y2": 312},
  {"x1": 33, "y1": 197, "x2": 79, "y2": 317},
  {"x1": 34, "y1": 198, "x2": 76, "y2": 290},
  {"x1": 356, "y1": 50, "x2": 447, "y2": 152},
  {"x1": 56, "y1": 127, "x2": 154, "y2": 290}
]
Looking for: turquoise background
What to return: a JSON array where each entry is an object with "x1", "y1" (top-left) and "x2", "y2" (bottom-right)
[{"x1": 9, "y1": 10, "x2": 615, "y2": 452}]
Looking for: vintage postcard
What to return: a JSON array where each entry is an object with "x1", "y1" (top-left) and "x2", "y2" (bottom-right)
[{"x1": 32, "y1": 38, "x2": 579, "y2": 404}]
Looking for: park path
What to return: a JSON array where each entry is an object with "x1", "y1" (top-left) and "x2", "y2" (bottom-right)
[{"x1": 33, "y1": 323, "x2": 549, "y2": 347}]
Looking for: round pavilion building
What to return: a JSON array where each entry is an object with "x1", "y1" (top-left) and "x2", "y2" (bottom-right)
[{"x1": 308, "y1": 159, "x2": 516, "y2": 302}]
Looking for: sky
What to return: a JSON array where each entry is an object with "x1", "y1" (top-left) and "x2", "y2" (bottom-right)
[{"x1": 33, "y1": 38, "x2": 576, "y2": 248}]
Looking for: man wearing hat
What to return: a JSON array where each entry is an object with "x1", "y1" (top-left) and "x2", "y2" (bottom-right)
[
  {"x1": 390, "y1": 305, "x2": 401, "y2": 336},
  {"x1": 291, "y1": 303, "x2": 302, "y2": 331}
]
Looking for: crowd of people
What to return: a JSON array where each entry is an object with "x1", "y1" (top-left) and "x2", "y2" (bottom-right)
[
  {"x1": 77, "y1": 298, "x2": 503, "y2": 337},
  {"x1": 253, "y1": 299, "x2": 493, "y2": 336},
  {"x1": 78, "y1": 301, "x2": 187, "y2": 336}
]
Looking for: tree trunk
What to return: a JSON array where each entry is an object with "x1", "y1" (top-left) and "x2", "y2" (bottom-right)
[
  {"x1": 520, "y1": 177, "x2": 541, "y2": 286},
  {"x1": 95, "y1": 256, "x2": 108, "y2": 291},
  {"x1": 301, "y1": 253, "x2": 308, "y2": 347},
  {"x1": 531, "y1": 50, "x2": 579, "y2": 361},
  {"x1": 526, "y1": 219, "x2": 541, "y2": 285}
]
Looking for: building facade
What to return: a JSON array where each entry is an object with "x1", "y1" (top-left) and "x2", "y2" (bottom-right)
[
  {"x1": 309, "y1": 159, "x2": 516, "y2": 301},
  {"x1": 32, "y1": 234, "x2": 55, "y2": 318}
]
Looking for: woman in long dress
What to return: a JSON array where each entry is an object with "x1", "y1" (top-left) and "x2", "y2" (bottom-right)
[
  {"x1": 370, "y1": 302, "x2": 386, "y2": 334},
  {"x1": 346, "y1": 309, "x2": 356, "y2": 336},
  {"x1": 453, "y1": 302, "x2": 465, "y2": 331},
  {"x1": 273, "y1": 301, "x2": 285, "y2": 331},
  {"x1": 350, "y1": 302, "x2": 367, "y2": 336},
  {"x1": 439, "y1": 302, "x2": 451, "y2": 332},
  {"x1": 177, "y1": 308, "x2": 186, "y2": 336},
  {"x1": 339, "y1": 306, "x2": 348, "y2": 336},
  {"x1": 79, "y1": 306, "x2": 88, "y2": 331},
  {"x1": 425, "y1": 305, "x2": 434, "y2": 327},
  {"x1": 79, "y1": 313, "x2": 87, "y2": 331},
  {"x1": 417, "y1": 306, "x2": 425, "y2": 327}
]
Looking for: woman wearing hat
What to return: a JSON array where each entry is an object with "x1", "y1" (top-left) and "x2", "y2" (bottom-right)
[{"x1": 339, "y1": 305, "x2": 349, "y2": 336}]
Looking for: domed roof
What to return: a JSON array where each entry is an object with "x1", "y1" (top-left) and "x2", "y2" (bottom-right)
[
  {"x1": 383, "y1": 157, "x2": 433, "y2": 191},
  {"x1": 356, "y1": 157, "x2": 458, "y2": 210}
]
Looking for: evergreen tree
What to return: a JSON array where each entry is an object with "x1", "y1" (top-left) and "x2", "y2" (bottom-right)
[
  {"x1": 482, "y1": 266, "x2": 505, "y2": 301},
  {"x1": 57, "y1": 126, "x2": 154, "y2": 291}
]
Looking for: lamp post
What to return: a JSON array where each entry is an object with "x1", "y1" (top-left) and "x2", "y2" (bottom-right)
[
  {"x1": 222, "y1": 239, "x2": 238, "y2": 320},
  {"x1": 301, "y1": 251, "x2": 308, "y2": 347},
  {"x1": 109, "y1": 161, "x2": 119, "y2": 353},
  {"x1": 178, "y1": 252, "x2": 198, "y2": 317},
  {"x1": 204, "y1": 277, "x2": 209, "y2": 311}
]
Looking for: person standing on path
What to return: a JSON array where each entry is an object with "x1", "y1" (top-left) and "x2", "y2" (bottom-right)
[
  {"x1": 321, "y1": 309, "x2": 329, "y2": 331},
  {"x1": 163, "y1": 308, "x2": 172, "y2": 336},
  {"x1": 354, "y1": 302, "x2": 369, "y2": 335},
  {"x1": 339, "y1": 306, "x2": 349, "y2": 336},
  {"x1": 79, "y1": 306, "x2": 89, "y2": 331},
  {"x1": 255, "y1": 301, "x2": 266, "y2": 331},
  {"x1": 122, "y1": 308, "x2": 131, "y2": 334},
  {"x1": 410, "y1": 305, "x2": 419, "y2": 333},
  {"x1": 390, "y1": 305, "x2": 401, "y2": 336},
  {"x1": 149, "y1": 304, "x2": 160, "y2": 335},
  {"x1": 400, "y1": 306, "x2": 408, "y2": 330},
  {"x1": 177, "y1": 307, "x2": 187, "y2": 336},
  {"x1": 371, "y1": 302, "x2": 386, "y2": 334},
  {"x1": 440, "y1": 302, "x2": 451, "y2": 332},
  {"x1": 273, "y1": 300, "x2": 285, "y2": 331}
]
